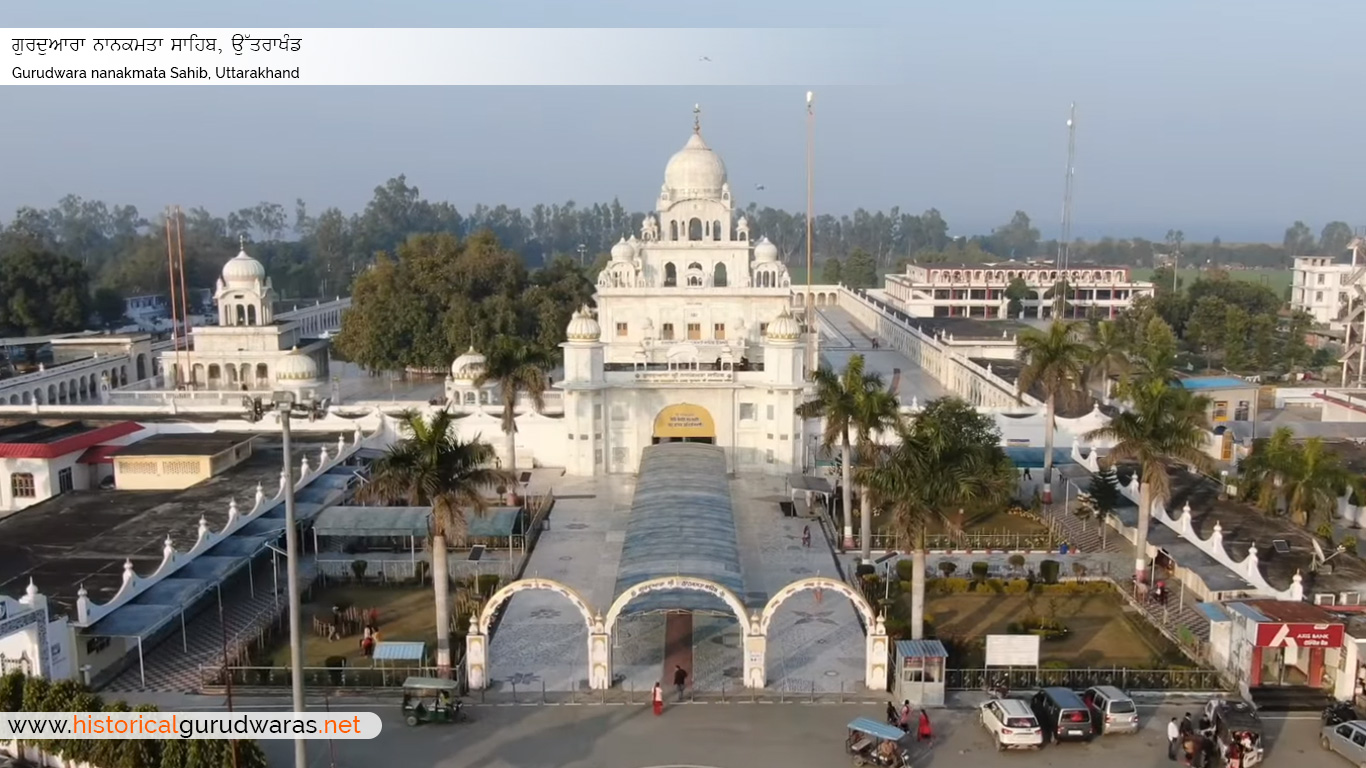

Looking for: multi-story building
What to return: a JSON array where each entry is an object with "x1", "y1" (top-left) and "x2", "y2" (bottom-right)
[
  {"x1": 883, "y1": 261, "x2": 1154, "y2": 319},
  {"x1": 1290, "y1": 255, "x2": 1356, "y2": 327}
]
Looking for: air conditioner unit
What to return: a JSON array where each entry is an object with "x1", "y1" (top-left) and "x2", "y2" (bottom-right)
[
  {"x1": 1342, "y1": 592, "x2": 1362, "y2": 606},
  {"x1": 1315, "y1": 593, "x2": 1337, "y2": 606}
]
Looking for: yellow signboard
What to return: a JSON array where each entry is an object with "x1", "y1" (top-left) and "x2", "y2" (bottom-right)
[{"x1": 653, "y1": 403, "x2": 716, "y2": 438}]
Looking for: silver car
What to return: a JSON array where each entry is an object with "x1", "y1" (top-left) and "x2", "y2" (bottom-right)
[
  {"x1": 1322, "y1": 719, "x2": 1366, "y2": 766},
  {"x1": 1083, "y1": 685, "x2": 1139, "y2": 735}
]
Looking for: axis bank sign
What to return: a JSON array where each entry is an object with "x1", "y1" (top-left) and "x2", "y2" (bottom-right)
[{"x1": 1255, "y1": 621, "x2": 1345, "y2": 649}]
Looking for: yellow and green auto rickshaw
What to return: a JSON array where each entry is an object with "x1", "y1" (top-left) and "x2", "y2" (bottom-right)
[{"x1": 400, "y1": 677, "x2": 466, "y2": 726}]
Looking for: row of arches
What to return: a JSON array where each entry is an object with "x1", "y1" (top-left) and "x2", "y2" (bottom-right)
[
  {"x1": 170, "y1": 362, "x2": 273, "y2": 390},
  {"x1": 281, "y1": 305, "x2": 345, "y2": 336},
  {"x1": 666, "y1": 217, "x2": 745, "y2": 243},
  {"x1": 2, "y1": 360, "x2": 136, "y2": 406},
  {"x1": 791, "y1": 291, "x2": 839, "y2": 307},
  {"x1": 466, "y1": 575, "x2": 886, "y2": 691},
  {"x1": 929, "y1": 268, "x2": 1129, "y2": 286},
  {"x1": 662, "y1": 261, "x2": 728, "y2": 288}
]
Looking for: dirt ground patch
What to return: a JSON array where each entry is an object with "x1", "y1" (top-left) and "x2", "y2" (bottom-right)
[
  {"x1": 923, "y1": 592, "x2": 1185, "y2": 667},
  {"x1": 267, "y1": 585, "x2": 437, "y2": 666}
]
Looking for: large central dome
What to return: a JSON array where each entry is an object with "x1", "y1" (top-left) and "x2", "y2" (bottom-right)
[{"x1": 663, "y1": 132, "x2": 728, "y2": 201}]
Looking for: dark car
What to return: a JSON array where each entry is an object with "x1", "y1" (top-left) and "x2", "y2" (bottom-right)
[{"x1": 1030, "y1": 687, "x2": 1094, "y2": 743}]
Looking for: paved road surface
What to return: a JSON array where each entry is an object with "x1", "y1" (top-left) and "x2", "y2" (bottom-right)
[{"x1": 259, "y1": 701, "x2": 1334, "y2": 768}]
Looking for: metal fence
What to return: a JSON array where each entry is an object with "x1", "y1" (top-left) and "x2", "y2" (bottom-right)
[
  {"x1": 946, "y1": 667, "x2": 1224, "y2": 692},
  {"x1": 201, "y1": 664, "x2": 457, "y2": 691}
]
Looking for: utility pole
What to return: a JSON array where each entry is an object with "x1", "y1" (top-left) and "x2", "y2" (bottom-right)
[
  {"x1": 1055, "y1": 103, "x2": 1077, "y2": 320},
  {"x1": 805, "y1": 90, "x2": 816, "y2": 377},
  {"x1": 576, "y1": 243, "x2": 586, "y2": 268}
]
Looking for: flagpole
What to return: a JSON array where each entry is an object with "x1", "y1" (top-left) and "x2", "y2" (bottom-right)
[{"x1": 805, "y1": 90, "x2": 815, "y2": 378}]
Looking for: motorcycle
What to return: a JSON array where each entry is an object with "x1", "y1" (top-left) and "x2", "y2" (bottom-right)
[
  {"x1": 1322, "y1": 701, "x2": 1358, "y2": 727},
  {"x1": 983, "y1": 676, "x2": 1009, "y2": 699}
]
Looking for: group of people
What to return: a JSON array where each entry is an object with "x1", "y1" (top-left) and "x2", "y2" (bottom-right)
[
  {"x1": 650, "y1": 664, "x2": 691, "y2": 715},
  {"x1": 886, "y1": 700, "x2": 934, "y2": 742},
  {"x1": 359, "y1": 624, "x2": 382, "y2": 657},
  {"x1": 1167, "y1": 711, "x2": 1257, "y2": 768}
]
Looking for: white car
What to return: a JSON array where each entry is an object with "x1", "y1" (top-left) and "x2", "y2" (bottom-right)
[{"x1": 980, "y1": 698, "x2": 1044, "y2": 750}]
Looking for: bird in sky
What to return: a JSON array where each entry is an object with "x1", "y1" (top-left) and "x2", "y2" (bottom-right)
[
  {"x1": 699, "y1": 56, "x2": 711, "y2": 62},
  {"x1": 754, "y1": 184, "x2": 766, "y2": 191}
]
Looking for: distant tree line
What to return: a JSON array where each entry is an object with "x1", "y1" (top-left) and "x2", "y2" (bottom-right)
[{"x1": 0, "y1": 176, "x2": 1354, "y2": 334}]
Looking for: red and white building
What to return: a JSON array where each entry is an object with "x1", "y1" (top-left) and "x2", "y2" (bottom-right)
[
  {"x1": 1213, "y1": 600, "x2": 1346, "y2": 696},
  {"x1": 0, "y1": 421, "x2": 144, "y2": 513},
  {"x1": 883, "y1": 262, "x2": 1155, "y2": 320}
]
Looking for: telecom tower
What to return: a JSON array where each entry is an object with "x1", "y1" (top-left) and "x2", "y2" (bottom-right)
[
  {"x1": 1054, "y1": 103, "x2": 1077, "y2": 319},
  {"x1": 1339, "y1": 229, "x2": 1366, "y2": 387}
]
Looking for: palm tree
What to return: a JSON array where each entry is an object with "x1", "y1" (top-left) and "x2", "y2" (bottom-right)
[
  {"x1": 1237, "y1": 426, "x2": 1300, "y2": 514},
  {"x1": 1015, "y1": 320, "x2": 1089, "y2": 497},
  {"x1": 852, "y1": 380, "x2": 901, "y2": 563},
  {"x1": 356, "y1": 409, "x2": 514, "y2": 674},
  {"x1": 1280, "y1": 438, "x2": 1361, "y2": 528},
  {"x1": 797, "y1": 355, "x2": 883, "y2": 551},
  {"x1": 1087, "y1": 320, "x2": 1129, "y2": 401},
  {"x1": 474, "y1": 336, "x2": 550, "y2": 486},
  {"x1": 864, "y1": 397, "x2": 1015, "y2": 639},
  {"x1": 1083, "y1": 379, "x2": 1213, "y2": 585}
]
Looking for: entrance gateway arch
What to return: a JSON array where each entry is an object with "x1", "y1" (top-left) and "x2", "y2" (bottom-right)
[{"x1": 464, "y1": 443, "x2": 889, "y2": 691}]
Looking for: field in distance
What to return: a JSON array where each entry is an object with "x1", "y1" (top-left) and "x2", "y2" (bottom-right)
[{"x1": 1132, "y1": 266, "x2": 1291, "y2": 295}]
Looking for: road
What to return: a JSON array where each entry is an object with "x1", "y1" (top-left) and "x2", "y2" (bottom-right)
[{"x1": 254, "y1": 700, "x2": 1337, "y2": 768}]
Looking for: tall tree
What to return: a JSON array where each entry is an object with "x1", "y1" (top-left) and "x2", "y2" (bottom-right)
[
  {"x1": 1283, "y1": 220, "x2": 1316, "y2": 256},
  {"x1": 1084, "y1": 379, "x2": 1213, "y2": 584},
  {"x1": 841, "y1": 248, "x2": 878, "y2": 289},
  {"x1": 356, "y1": 410, "x2": 514, "y2": 673},
  {"x1": 1087, "y1": 320, "x2": 1129, "y2": 400},
  {"x1": 1015, "y1": 321, "x2": 1089, "y2": 495},
  {"x1": 0, "y1": 246, "x2": 92, "y2": 336},
  {"x1": 1321, "y1": 221, "x2": 1355, "y2": 257},
  {"x1": 797, "y1": 355, "x2": 879, "y2": 549},
  {"x1": 851, "y1": 372, "x2": 900, "y2": 563},
  {"x1": 864, "y1": 397, "x2": 1014, "y2": 638},
  {"x1": 474, "y1": 337, "x2": 550, "y2": 484}
]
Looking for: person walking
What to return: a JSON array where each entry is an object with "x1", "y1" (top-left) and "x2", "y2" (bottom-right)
[
  {"x1": 651, "y1": 682, "x2": 664, "y2": 716},
  {"x1": 898, "y1": 700, "x2": 912, "y2": 732},
  {"x1": 885, "y1": 701, "x2": 899, "y2": 727},
  {"x1": 916, "y1": 709, "x2": 933, "y2": 743},
  {"x1": 1167, "y1": 717, "x2": 1181, "y2": 760},
  {"x1": 673, "y1": 664, "x2": 688, "y2": 700},
  {"x1": 801, "y1": 525, "x2": 812, "y2": 548}
]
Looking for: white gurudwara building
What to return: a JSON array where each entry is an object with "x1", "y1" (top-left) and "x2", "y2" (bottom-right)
[
  {"x1": 553, "y1": 116, "x2": 809, "y2": 475},
  {"x1": 158, "y1": 241, "x2": 330, "y2": 396}
]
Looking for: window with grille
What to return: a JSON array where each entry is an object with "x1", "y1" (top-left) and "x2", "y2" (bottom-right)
[
  {"x1": 661, "y1": 323, "x2": 675, "y2": 340},
  {"x1": 119, "y1": 460, "x2": 159, "y2": 474},
  {"x1": 713, "y1": 323, "x2": 725, "y2": 340},
  {"x1": 57, "y1": 467, "x2": 73, "y2": 494},
  {"x1": 10, "y1": 473, "x2": 35, "y2": 498},
  {"x1": 162, "y1": 460, "x2": 201, "y2": 475},
  {"x1": 616, "y1": 322, "x2": 628, "y2": 337},
  {"x1": 687, "y1": 323, "x2": 701, "y2": 340}
]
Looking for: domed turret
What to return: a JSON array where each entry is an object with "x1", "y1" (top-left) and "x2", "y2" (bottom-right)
[
  {"x1": 450, "y1": 346, "x2": 486, "y2": 381},
  {"x1": 754, "y1": 237, "x2": 779, "y2": 262},
  {"x1": 566, "y1": 305, "x2": 602, "y2": 342},
  {"x1": 765, "y1": 307, "x2": 802, "y2": 342},
  {"x1": 663, "y1": 132, "x2": 728, "y2": 201},
  {"x1": 275, "y1": 347, "x2": 319, "y2": 382},
  {"x1": 222, "y1": 247, "x2": 266, "y2": 285},
  {"x1": 609, "y1": 237, "x2": 633, "y2": 263}
]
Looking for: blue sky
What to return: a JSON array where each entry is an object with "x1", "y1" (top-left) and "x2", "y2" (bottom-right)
[{"x1": 4, "y1": 0, "x2": 1364, "y2": 242}]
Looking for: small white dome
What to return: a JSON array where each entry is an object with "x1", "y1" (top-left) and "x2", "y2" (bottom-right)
[
  {"x1": 222, "y1": 248, "x2": 266, "y2": 284},
  {"x1": 663, "y1": 132, "x2": 728, "y2": 200},
  {"x1": 566, "y1": 305, "x2": 601, "y2": 342},
  {"x1": 450, "y1": 346, "x2": 486, "y2": 380},
  {"x1": 765, "y1": 307, "x2": 802, "y2": 341},
  {"x1": 754, "y1": 237, "x2": 779, "y2": 262},
  {"x1": 275, "y1": 347, "x2": 318, "y2": 382},
  {"x1": 610, "y1": 238, "x2": 633, "y2": 263}
]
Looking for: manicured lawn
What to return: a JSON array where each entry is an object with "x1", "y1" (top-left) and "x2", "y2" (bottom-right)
[
  {"x1": 268, "y1": 585, "x2": 438, "y2": 667},
  {"x1": 858, "y1": 503, "x2": 1049, "y2": 538},
  {"x1": 921, "y1": 591, "x2": 1185, "y2": 667}
]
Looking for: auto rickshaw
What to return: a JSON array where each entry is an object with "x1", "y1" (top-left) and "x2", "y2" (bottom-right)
[
  {"x1": 846, "y1": 717, "x2": 914, "y2": 767},
  {"x1": 1210, "y1": 700, "x2": 1263, "y2": 768},
  {"x1": 400, "y1": 677, "x2": 466, "y2": 726}
]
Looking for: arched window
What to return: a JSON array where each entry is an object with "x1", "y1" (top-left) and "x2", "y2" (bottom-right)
[
  {"x1": 713, "y1": 220, "x2": 722, "y2": 241},
  {"x1": 670, "y1": 220, "x2": 679, "y2": 241},
  {"x1": 234, "y1": 304, "x2": 245, "y2": 325},
  {"x1": 255, "y1": 363, "x2": 269, "y2": 384},
  {"x1": 714, "y1": 263, "x2": 728, "y2": 287},
  {"x1": 689, "y1": 218, "x2": 703, "y2": 241},
  {"x1": 247, "y1": 305, "x2": 257, "y2": 325},
  {"x1": 664, "y1": 262, "x2": 677, "y2": 287}
]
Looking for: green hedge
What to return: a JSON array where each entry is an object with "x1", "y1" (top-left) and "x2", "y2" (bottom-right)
[{"x1": 924, "y1": 577, "x2": 1117, "y2": 596}]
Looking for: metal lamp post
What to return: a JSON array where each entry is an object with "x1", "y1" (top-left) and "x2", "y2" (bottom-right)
[{"x1": 244, "y1": 392, "x2": 328, "y2": 768}]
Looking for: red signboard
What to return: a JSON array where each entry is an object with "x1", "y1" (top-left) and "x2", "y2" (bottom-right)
[{"x1": 1255, "y1": 622, "x2": 1345, "y2": 649}]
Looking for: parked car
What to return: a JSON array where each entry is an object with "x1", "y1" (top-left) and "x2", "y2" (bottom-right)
[
  {"x1": 1321, "y1": 719, "x2": 1366, "y2": 766},
  {"x1": 1083, "y1": 685, "x2": 1139, "y2": 735},
  {"x1": 980, "y1": 698, "x2": 1044, "y2": 751},
  {"x1": 1030, "y1": 687, "x2": 1094, "y2": 743}
]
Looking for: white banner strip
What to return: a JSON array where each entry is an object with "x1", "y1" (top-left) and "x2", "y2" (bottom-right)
[
  {"x1": 0, "y1": 712, "x2": 382, "y2": 740},
  {"x1": 4, "y1": 28, "x2": 908, "y2": 86}
]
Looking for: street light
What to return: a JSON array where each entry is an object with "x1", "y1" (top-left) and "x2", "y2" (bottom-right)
[
  {"x1": 576, "y1": 243, "x2": 587, "y2": 268},
  {"x1": 244, "y1": 391, "x2": 328, "y2": 768}
]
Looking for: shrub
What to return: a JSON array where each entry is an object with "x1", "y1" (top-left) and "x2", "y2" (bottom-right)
[
  {"x1": 855, "y1": 563, "x2": 876, "y2": 579},
  {"x1": 896, "y1": 559, "x2": 918, "y2": 581},
  {"x1": 476, "y1": 574, "x2": 501, "y2": 595},
  {"x1": 1004, "y1": 579, "x2": 1032, "y2": 595},
  {"x1": 1041, "y1": 659, "x2": 1070, "y2": 670},
  {"x1": 937, "y1": 560, "x2": 958, "y2": 577},
  {"x1": 1071, "y1": 562, "x2": 1088, "y2": 578},
  {"x1": 984, "y1": 578, "x2": 1005, "y2": 594},
  {"x1": 1317, "y1": 522, "x2": 1336, "y2": 542},
  {"x1": 350, "y1": 559, "x2": 368, "y2": 582},
  {"x1": 938, "y1": 577, "x2": 971, "y2": 594},
  {"x1": 1007, "y1": 553, "x2": 1027, "y2": 571},
  {"x1": 1039, "y1": 559, "x2": 1061, "y2": 584},
  {"x1": 1343, "y1": 536, "x2": 1360, "y2": 553},
  {"x1": 970, "y1": 561, "x2": 990, "y2": 580},
  {"x1": 899, "y1": 580, "x2": 914, "y2": 594},
  {"x1": 1005, "y1": 621, "x2": 1022, "y2": 634}
]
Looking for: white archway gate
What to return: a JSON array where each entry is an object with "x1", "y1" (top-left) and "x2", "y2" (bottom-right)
[
  {"x1": 466, "y1": 575, "x2": 889, "y2": 692},
  {"x1": 465, "y1": 578, "x2": 605, "y2": 691},
  {"x1": 756, "y1": 576, "x2": 888, "y2": 690}
]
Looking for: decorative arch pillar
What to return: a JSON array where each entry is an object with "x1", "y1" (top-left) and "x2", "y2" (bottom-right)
[
  {"x1": 743, "y1": 613, "x2": 767, "y2": 689},
  {"x1": 464, "y1": 616, "x2": 487, "y2": 690},
  {"x1": 588, "y1": 613, "x2": 612, "y2": 690},
  {"x1": 866, "y1": 615, "x2": 889, "y2": 691}
]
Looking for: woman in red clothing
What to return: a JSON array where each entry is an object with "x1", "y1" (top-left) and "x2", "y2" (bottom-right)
[
  {"x1": 651, "y1": 682, "x2": 664, "y2": 716},
  {"x1": 917, "y1": 710, "x2": 933, "y2": 742}
]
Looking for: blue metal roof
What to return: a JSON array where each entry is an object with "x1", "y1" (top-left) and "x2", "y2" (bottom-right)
[
  {"x1": 847, "y1": 717, "x2": 908, "y2": 741},
  {"x1": 613, "y1": 443, "x2": 745, "y2": 616},
  {"x1": 896, "y1": 639, "x2": 948, "y2": 658},
  {"x1": 1179, "y1": 377, "x2": 1248, "y2": 390},
  {"x1": 372, "y1": 641, "x2": 426, "y2": 662},
  {"x1": 1196, "y1": 603, "x2": 1231, "y2": 622}
]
